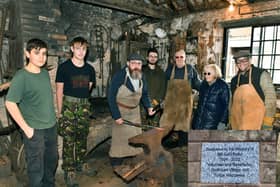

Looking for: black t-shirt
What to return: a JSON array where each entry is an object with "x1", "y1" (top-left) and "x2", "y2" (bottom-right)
[{"x1": 55, "y1": 59, "x2": 96, "y2": 98}]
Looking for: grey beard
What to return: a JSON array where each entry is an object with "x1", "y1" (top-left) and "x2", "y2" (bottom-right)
[{"x1": 130, "y1": 70, "x2": 142, "y2": 80}]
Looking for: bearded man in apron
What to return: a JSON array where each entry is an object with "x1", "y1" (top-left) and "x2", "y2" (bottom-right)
[
  {"x1": 161, "y1": 49, "x2": 201, "y2": 147},
  {"x1": 108, "y1": 53, "x2": 155, "y2": 167},
  {"x1": 230, "y1": 51, "x2": 277, "y2": 130}
]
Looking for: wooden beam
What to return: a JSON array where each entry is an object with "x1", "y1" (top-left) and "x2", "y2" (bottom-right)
[{"x1": 71, "y1": 0, "x2": 173, "y2": 19}]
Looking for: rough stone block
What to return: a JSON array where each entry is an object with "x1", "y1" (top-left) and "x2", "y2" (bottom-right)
[
  {"x1": 188, "y1": 162, "x2": 200, "y2": 182},
  {"x1": 200, "y1": 184, "x2": 229, "y2": 187},
  {"x1": 223, "y1": 130, "x2": 248, "y2": 141},
  {"x1": 260, "y1": 162, "x2": 276, "y2": 183},
  {"x1": 187, "y1": 183, "x2": 201, "y2": 187},
  {"x1": 87, "y1": 117, "x2": 112, "y2": 151},
  {"x1": 259, "y1": 184, "x2": 276, "y2": 187},
  {"x1": 188, "y1": 143, "x2": 201, "y2": 162},
  {"x1": 259, "y1": 131, "x2": 277, "y2": 141},
  {"x1": 260, "y1": 142, "x2": 276, "y2": 162},
  {"x1": 189, "y1": 131, "x2": 210, "y2": 142}
]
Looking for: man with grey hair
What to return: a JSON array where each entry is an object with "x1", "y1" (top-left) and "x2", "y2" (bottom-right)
[
  {"x1": 230, "y1": 51, "x2": 276, "y2": 130},
  {"x1": 161, "y1": 49, "x2": 201, "y2": 148},
  {"x1": 107, "y1": 53, "x2": 155, "y2": 167}
]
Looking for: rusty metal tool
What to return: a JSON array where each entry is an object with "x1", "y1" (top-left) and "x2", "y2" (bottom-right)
[{"x1": 122, "y1": 119, "x2": 160, "y2": 130}]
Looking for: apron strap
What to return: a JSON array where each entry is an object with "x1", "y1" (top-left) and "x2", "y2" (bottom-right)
[
  {"x1": 170, "y1": 64, "x2": 188, "y2": 80},
  {"x1": 124, "y1": 75, "x2": 128, "y2": 85},
  {"x1": 170, "y1": 65, "x2": 175, "y2": 79},
  {"x1": 125, "y1": 71, "x2": 142, "y2": 91},
  {"x1": 184, "y1": 65, "x2": 188, "y2": 80},
  {"x1": 139, "y1": 79, "x2": 142, "y2": 89}
]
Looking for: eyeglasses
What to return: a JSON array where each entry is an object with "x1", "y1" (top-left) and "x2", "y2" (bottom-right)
[
  {"x1": 236, "y1": 57, "x2": 249, "y2": 64},
  {"x1": 175, "y1": 56, "x2": 184, "y2": 59},
  {"x1": 204, "y1": 72, "x2": 211, "y2": 76}
]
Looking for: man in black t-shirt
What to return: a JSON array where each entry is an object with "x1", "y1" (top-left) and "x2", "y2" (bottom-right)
[{"x1": 55, "y1": 36, "x2": 96, "y2": 186}]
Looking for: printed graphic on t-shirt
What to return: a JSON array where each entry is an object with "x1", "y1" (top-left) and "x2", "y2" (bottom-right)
[{"x1": 72, "y1": 75, "x2": 89, "y2": 88}]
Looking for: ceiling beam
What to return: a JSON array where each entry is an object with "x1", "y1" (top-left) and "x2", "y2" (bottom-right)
[{"x1": 71, "y1": 0, "x2": 173, "y2": 19}]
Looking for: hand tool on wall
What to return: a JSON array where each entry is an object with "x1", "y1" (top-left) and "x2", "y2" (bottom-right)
[{"x1": 91, "y1": 25, "x2": 109, "y2": 97}]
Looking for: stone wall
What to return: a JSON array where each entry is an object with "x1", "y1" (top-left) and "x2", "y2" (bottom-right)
[
  {"x1": 169, "y1": 0, "x2": 280, "y2": 69},
  {"x1": 188, "y1": 130, "x2": 277, "y2": 187}
]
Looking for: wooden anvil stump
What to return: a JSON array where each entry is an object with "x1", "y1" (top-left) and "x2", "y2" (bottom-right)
[{"x1": 113, "y1": 128, "x2": 174, "y2": 187}]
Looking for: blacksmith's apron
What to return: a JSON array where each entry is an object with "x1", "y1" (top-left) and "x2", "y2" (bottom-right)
[
  {"x1": 160, "y1": 65, "x2": 193, "y2": 132},
  {"x1": 230, "y1": 67, "x2": 265, "y2": 130},
  {"x1": 109, "y1": 76, "x2": 143, "y2": 158}
]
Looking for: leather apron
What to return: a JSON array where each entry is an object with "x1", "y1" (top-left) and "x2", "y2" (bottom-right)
[
  {"x1": 109, "y1": 76, "x2": 143, "y2": 158},
  {"x1": 160, "y1": 65, "x2": 193, "y2": 132},
  {"x1": 230, "y1": 67, "x2": 265, "y2": 130}
]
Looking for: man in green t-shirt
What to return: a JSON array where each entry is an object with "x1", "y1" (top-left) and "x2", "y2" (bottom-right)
[{"x1": 5, "y1": 38, "x2": 57, "y2": 187}]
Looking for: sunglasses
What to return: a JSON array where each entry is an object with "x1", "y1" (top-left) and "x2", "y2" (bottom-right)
[
  {"x1": 175, "y1": 56, "x2": 184, "y2": 59},
  {"x1": 204, "y1": 72, "x2": 211, "y2": 76}
]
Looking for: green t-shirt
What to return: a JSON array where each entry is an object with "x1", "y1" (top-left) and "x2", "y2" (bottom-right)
[{"x1": 6, "y1": 68, "x2": 56, "y2": 129}]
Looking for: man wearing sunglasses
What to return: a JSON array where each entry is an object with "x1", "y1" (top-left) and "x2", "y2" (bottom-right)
[
  {"x1": 161, "y1": 49, "x2": 201, "y2": 147},
  {"x1": 230, "y1": 51, "x2": 276, "y2": 130}
]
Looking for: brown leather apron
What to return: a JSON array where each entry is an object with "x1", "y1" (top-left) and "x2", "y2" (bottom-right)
[
  {"x1": 160, "y1": 65, "x2": 193, "y2": 132},
  {"x1": 230, "y1": 67, "x2": 265, "y2": 130},
  {"x1": 109, "y1": 76, "x2": 143, "y2": 157}
]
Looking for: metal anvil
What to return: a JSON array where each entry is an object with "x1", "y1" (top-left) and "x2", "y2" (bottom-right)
[{"x1": 113, "y1": 127, "x2": 174, "y2": 185}]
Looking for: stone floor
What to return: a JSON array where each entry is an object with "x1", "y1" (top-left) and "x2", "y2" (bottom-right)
[{"x1": 55, "y1": 139, "x2": 187, "y2": 187}]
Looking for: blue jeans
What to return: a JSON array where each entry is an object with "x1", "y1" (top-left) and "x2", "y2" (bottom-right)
[{"x1": 23, "y1": 125, "x2": 58, "y2": 187}]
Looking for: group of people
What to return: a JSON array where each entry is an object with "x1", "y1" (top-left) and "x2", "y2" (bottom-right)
[
  {"x1": 4, "y1": 36, "x2": 277, "y2": 187},
  {"x1": 5, "y1": 37, "x2": 96, "y2": 187},
  {"x1": 107, "y1": 47, "x2": 277, "y2": 167}
]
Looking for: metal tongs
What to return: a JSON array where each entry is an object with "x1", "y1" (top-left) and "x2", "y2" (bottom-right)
[{"x1": 123, "y1": 119, "x2": 159, "y2": 130}]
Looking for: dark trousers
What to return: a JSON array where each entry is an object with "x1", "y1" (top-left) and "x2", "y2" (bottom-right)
[{"x1": 23, "y1": 125, "x2": 58, "y2": 187}]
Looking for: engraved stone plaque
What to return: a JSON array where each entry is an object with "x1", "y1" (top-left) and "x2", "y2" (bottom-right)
[{"x1": 201, "y1": 142, "x2": 259, "y2": 184}]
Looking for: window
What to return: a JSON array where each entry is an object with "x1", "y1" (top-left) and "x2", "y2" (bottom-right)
[
  {"x1": 252, "y1": 25, "x2": 280, "y2": 84},
  {"x1": 224, "y1": 27, "x2": 252, "y2": 82},
  {"x1": 224, "y1": 25, "x2": 280, "y2": 84}
]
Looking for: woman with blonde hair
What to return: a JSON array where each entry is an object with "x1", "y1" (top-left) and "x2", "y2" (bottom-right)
[{"x1": 192, "y1": 64, "x2": 230, "y2": 129}]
